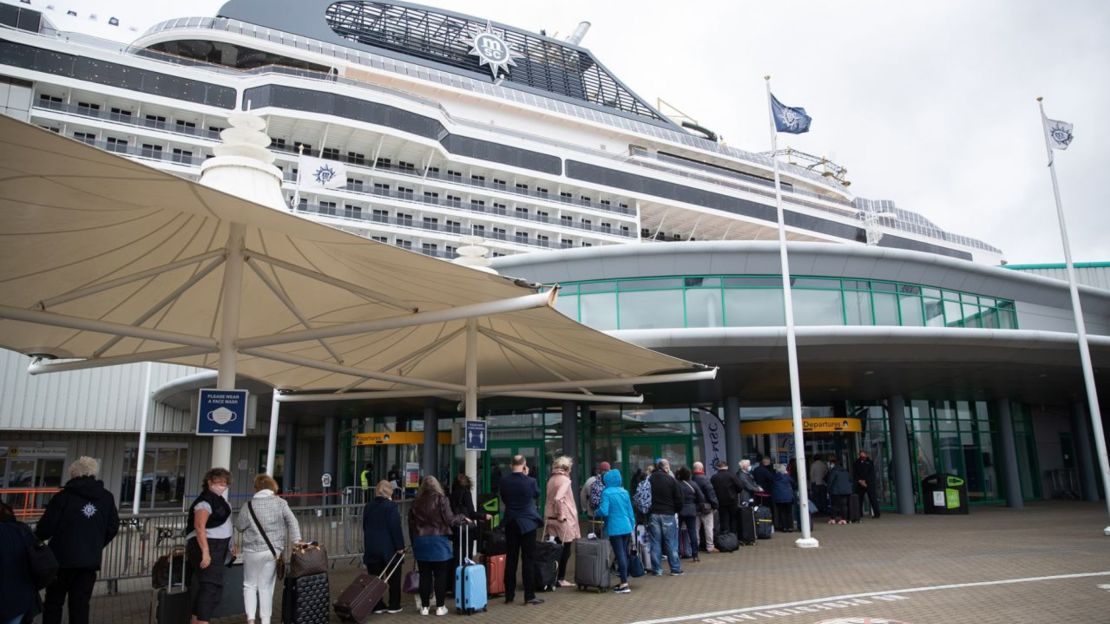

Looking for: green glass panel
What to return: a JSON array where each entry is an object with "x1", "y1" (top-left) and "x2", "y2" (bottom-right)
[
  {"x1": 554, "y1": 293, "x2": 578, "y2": 320},
  {"x1": 944, "y1": 300, "x2": 963, "y2": 327},
  {"x1": 618, "y1": 289, "x2": 684, "y2": 329},
  {"x1": 924, "y1": 298, "x2": 944, "y2": 326},
  {"x1": 874, "y1": 292, "x2": 899, "y2": 325},
  {"x1": 845, "y1": 290, "x2": 873, "y2": 325},
  {"x1": 619, "y1": 278, "x2": 684, "y2": 291},
  {"x1": 723, "y1": 276, "x2": 780, "y2": 288},
  {"x1": 685, "y1": 288, "x2": 723, "y2": 327},
  {"x1": 579, "y1": 281, "x2": 615, "y2": 293},
  {"x1": 962, "y1": 303, "x2": 982, "y2": 328},
  {"x1": 723, "y1": 288, "x2": 785, "y2": 326},
  {"x1": 579, "y1": 292, "x2": 617, "y2": 330},
  {"x1": 793, "y1": 289, "x2": 844, "y2": 325},
  {"x1": 899, "y1": 295, "x2": 924, "y2": 326}
]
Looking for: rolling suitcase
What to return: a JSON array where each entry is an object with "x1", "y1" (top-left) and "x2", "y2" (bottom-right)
[
  {"x1": 455, "y1": 524, "x2": 487, "y2": 614},
  {"x1": 573, "y1": 536, "x2": 611, "y2": 592},
  {"x1": 333, "y1": 551, "x2": 404, "y2": 622},
  {"x1": 533, "y1": 540, "x2": 561, "y2": 592},
  {"x1": 755, "y1": 506, "x2": 774, "y2": 539},
  {"x1": 282, "y1": 572, "x2": 330, "y2": 624},
  {"x1": 150, "y1": 543, "x2": 189, "y2": 624},
  {"x1": 738, "y1": 506, "x2": 757, "y2": 545},
  {"x1": 478, "y1": 553, "x2": 506, "y2": 597},
  {"x1": 848, "y1": 493, "x2": 863, "y2": 523}
]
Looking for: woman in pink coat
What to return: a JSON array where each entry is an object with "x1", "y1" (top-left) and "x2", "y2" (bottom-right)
[{"x1": 543, "y1": 456, "x2": 580, "y2": 588}]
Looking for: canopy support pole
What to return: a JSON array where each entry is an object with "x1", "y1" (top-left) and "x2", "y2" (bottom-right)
[
  {"x1": 213, "y1": 222, "x2": 246, "y2": 470},
  {"x1": 465, "y1": 318, "x2": 478, "y2": 509},
  {"x1": 266, "y1": 392, "x2": 280, "y2": 475},
  {"x1": 132, "y1": 362, "x2": 153, "y2": 515}
]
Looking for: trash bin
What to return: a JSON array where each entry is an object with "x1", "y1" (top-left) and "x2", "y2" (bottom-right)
[{"x1": 921, "y1": 473, "x2": 969, "y2": 514}]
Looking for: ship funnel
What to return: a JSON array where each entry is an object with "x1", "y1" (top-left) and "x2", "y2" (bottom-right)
[
  {"x1": 199, "y1": 113, "x2": 287, "y2": 212},
  {"x1": 566, "y1": 21, "x2": 591, "y2": 45}
]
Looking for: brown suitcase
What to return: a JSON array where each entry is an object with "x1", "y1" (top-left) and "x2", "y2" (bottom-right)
[
  {"x1": 333, "y1": 551, "x2": 404, "y2": 622},
  {"x1": 478, "y1": 553, "x2": 507, "y2": 596}
]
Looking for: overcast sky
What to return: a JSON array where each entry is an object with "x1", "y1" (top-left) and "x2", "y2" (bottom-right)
[{"x1": 20, "y1": 0, "x2": 1110, "y2": 264}]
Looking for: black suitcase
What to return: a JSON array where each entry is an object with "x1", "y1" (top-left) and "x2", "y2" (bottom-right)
[
  {"x1": 755, "y1": 506, "x2": 774, "y2": 539},
  {"x1": 533, "y1": 540, "x2": 561, "y2": 592},
  {"x1": 848, "y1": 493, "x2": 862, "y2": 523},
  {"x1": 738, "y1": 506, "x2": 757, "y2": 545},
  {"x1": 282, "y1": 572, "x2": 330, "y2": 624},
  {"x1": 151, "y1": 547, "x2": 189, "y2": 624}
]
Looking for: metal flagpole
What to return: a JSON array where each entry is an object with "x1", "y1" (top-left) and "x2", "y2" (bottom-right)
[
  {"x1": 290, "y1": 143, "x2": 304, "y2": 211},
  {"x1": 465, "y1": 318, "x2": 479, "y2": 509},
  {"x1": 764, "y1": 76, "x2": 818, "y2": 548},
  {"x1": 1036, "y1": 97, "x2": 1110, "y2": 535},
  {"x1": 132, "y1": 362, "x2": 153, "y2": 515}
]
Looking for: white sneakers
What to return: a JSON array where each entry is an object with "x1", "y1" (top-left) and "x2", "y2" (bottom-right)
[
  {"x1": 419, "y1": 607, "x2": 429, "y2": 616},
  {"x1": 435, "y1": 606, "x2": 449, "y2": 616}
]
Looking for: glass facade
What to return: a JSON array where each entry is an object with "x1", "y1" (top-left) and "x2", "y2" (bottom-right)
[
  {"x1": 905, "y1": 400, "x2": 1003, "y2": 507},
  {"x1": 555, "y1": 275, "x2": 1018, "y2": 330}
]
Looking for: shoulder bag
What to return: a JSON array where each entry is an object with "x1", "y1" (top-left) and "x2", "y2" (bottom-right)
[
  {"x1": 288, "y1": 540, "x2": 328, "y2": 578},
  {"x1": 247, "y1": 500, "x2": 286, "y2": 581}
]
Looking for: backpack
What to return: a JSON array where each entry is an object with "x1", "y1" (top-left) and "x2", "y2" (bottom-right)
[
  {"x1": 633, "y1": 478, "x2": 653, "y2": 515},
  {"x1": 588, "y1": 476, "x2": 605, "y2": 511}
]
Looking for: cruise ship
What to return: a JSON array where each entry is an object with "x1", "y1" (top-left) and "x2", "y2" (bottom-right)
[{"x1": 0, "y1": 0, "x2": 1003, "y2": 263}]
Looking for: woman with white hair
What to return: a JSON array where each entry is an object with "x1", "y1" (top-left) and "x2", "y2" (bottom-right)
[
  {"x1": 543, "y1": 456, "x2": 580, "y2": 587},
  {"x1": 35, "y1": 456, "x2": 120, "y2": 624}
]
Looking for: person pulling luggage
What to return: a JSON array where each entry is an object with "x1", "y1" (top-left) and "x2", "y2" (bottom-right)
[
  {"x1": 361, "y1": 480, "x2": 405, "y2": 614},
  {"x1": 595, "y1": 468, "x2": 635, "y2": 594},
  {"x1": 409, "y1": 476, "x2": 472, "y2": 616}
]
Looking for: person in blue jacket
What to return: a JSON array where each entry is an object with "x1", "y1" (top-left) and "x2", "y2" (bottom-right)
[
  {"x1": 770, "y1": 464, "x2": 797, "y2": 532},
  {"x1": 362, "y1": 480, "x2": 405, "y2": 614},
  {"x1": 594, "y1": 469, "x2": 635, "y2": 594}
]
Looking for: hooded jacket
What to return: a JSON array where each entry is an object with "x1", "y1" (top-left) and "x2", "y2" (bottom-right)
[
  {"x1": 595, "y1": 470, "x2": 634, "y2": 537},
  {"x1": 826, "y1": 463, "x2": 854, "y2": 496},
  {"x1": 35, "y1": 476, "x2": 120, "y2": 569}
]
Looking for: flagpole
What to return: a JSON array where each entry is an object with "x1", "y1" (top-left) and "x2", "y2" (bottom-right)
[
  {"x1": 765, "y1": 75, "x2": 817, "y2": 548},
  {"x1": 1036, "y1": 97, "x2": 1110, "y2": 535}
]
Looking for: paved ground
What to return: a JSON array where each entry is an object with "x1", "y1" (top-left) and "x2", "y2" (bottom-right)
[{"x1": 78, "y1": 501, "x2": 1110, "y2": 623}]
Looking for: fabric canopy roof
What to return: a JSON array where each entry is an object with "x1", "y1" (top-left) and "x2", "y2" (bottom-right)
[{"x1": 0, "y1": 116, "x2": 711, "y2": 399}]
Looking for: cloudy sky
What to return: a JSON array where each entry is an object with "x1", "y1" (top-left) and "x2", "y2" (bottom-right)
[{"x1": 20, "y1": 0, "x2": 1110, "y2": 263}]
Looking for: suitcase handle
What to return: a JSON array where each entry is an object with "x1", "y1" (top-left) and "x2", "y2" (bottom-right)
[{"x1": 379, "y1": 549, "x2": 406, "y2": 582}]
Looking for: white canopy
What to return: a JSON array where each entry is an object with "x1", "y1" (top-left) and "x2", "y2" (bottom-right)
[{"x1": 0, "y1": 116, "x2": 713, "y2": 401}]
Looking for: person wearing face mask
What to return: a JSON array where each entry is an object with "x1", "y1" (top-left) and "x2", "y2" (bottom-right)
[{"x1": 187, "y1": 468, "x2": 235, "y2": 624}]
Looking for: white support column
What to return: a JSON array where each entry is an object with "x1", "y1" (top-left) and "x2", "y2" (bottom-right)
[
  {"x1": 213, "y1": 222, "x2": 246, "y2": 470},
  {"x1": 465, "y1": 318, "x2": 478, "y2": 508},
  {"x1": 266, "y1": 392, "x2": 281, "y2": 475},
  {"x1": 132, "y1": 362, "x2": 153, "y2": 515}
]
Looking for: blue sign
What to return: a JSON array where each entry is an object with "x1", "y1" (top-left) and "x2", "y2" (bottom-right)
[
  {"x1": 197, "y1": 389, "x2": 249, "y2": 436},
  {"x1": 465, "y1": 420, "x2": 487, "y2": 451}
]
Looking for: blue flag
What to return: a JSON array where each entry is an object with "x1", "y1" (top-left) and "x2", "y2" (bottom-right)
[{"x1": 771, "y1": 94, "x2": 812, "y2": 134}]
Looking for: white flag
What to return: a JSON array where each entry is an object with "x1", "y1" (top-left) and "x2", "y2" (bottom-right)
[
  {"x1": 1043, "y1": 117, "x2": 1074, "y2": 151},
  {"x1": 297, "y1": 156, "x2": 348, "y2": 189}
]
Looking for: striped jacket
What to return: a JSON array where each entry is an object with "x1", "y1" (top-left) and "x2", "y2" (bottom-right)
[{"x1": 236, "y1": 490, "x2": 302, "y2": 554}]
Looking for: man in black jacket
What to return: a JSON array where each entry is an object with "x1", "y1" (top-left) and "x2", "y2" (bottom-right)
[
  {"x1": 36, "y1": 456, "x2": 120, "y2": 624},
  {"x1": 691, "y1": 462, "x2": 719, "y2": 551},
  {"x1": 647, "y1": 459, "x2": 683, "y2": 576},
  {"x1": 853, "y1": 451, "x2": 881, "y2": 519},
  {"x1": 710, "y1": 460, "x2": 743, "y2": 537},
  {"x1": 499, "y1": 455, "x2": 544, "y2": 605}
]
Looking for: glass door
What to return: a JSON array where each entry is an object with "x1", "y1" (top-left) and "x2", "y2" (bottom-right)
[
  {"x1": 621, "y1": 435, "x2": 691, "y2": 487},
  {"x1": 481, "y1": 440, "x2": 546, "y2": 512}
]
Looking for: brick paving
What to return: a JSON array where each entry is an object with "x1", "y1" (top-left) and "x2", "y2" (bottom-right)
[{"x1": 76, "y1": 501, "x2": 1110, "y2": 623}]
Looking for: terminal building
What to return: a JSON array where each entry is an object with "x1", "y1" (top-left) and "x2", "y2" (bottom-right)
[{"x1": 0, "y1": 0, "x2": 1106, "y2": 513}]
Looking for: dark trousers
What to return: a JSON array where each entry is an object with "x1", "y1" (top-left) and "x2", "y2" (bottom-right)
[
  {"x1": 417, "y1": 560, "x2": 451, "y2": 609},
  {"x1": 186, "y1": 537, "x2": 229, "y2": 622},
  {"x1": 504, "y1": 523, "x2": 537, "y2": 602},
  {"x1": 774, "y1": 502, "x2": 794, "y2": 531},
  {"x1": 366, "y1": 559, "x2": 402, "y2": 611},
  {"x1": 717, "y1": 506, "x2": 738, "y2": 536},
  {"x1": 812, "y1": 484, "x2": 829, "y2": 513},
  {"x1": 557, "y1": 542, "x2": 572, "y2": 582},
  {"x1": 831, "y1": 494, "x2": 849, "y2": 521},
  {"x1": 43, "y1": 567, "x2": 96, "y2": 624},
  {"x1": 857, "y1": 484, "x2": 881, "y2": 518},
  {"x1": 679, "y1": 515, "x2": 698, "y2": 558},
  {"x1": 609, "y1": 534, "x2": 630, "y2": 583}
]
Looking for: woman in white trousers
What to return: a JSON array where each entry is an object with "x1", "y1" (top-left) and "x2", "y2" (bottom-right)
[{"x1": 237, "y1": 474, "x2": 302, "y2": 624}]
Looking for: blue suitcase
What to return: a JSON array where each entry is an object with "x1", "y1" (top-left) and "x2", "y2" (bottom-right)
[{"x1": 455, "y1": 524, "x2": 487, "y2": 614}]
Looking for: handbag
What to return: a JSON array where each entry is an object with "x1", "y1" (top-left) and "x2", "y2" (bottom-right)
[
  {"x1": 288, "y1": 540, "x2": 328, "y2": 578},
  {"x1": 247, "y1": 501, "x2": 285, "y2": 581},
  {"x1": 29, "y1": 536, "x2": 59, "y2": 590},
  {"x1": 627, "y1": 541, "x2": 645, "y2": 578},
  {"x1": 402, "y1": 567, "x2": 420, "y2": 594}
]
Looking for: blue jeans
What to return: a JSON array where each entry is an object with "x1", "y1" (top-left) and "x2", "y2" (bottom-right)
[
  {"x1": 609, "y1": 533, "x2": 630, "y2": 583},
  {"x1": 648, "y1": 513, "x2": 681, "y2": 574}
]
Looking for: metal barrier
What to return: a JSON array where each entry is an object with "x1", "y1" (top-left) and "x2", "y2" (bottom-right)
[
  {"x1": 19, "y1": 499, "x2": 413, "y2": 593},
  {"x1": 0, "y1": 487, "x2": 59, "y2": 519}
]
